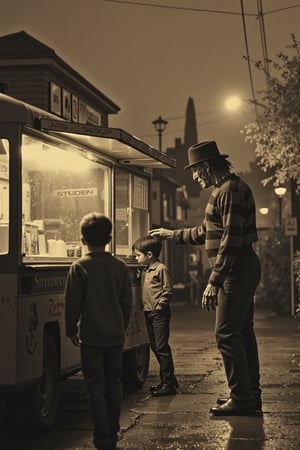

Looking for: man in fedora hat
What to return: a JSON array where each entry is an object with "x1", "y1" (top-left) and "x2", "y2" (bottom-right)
[{"x1": 150, "y1": 140, "x2": 262, "y2": 416}]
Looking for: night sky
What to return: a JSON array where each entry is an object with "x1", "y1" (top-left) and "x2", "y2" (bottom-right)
[{"x1": 1, "y1": 0, "x2": 300, "y2": 171}]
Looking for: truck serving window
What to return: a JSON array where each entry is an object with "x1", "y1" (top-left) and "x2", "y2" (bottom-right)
[
  {"x1": 115, "y1": 168, "x2": 149, "y2": 257},
  {"x1": 21, "y1": 134, "x2": 111, "y2": 261},
  {"x1": 0, "y1": 139, "x2": 9, "y2": 254}
]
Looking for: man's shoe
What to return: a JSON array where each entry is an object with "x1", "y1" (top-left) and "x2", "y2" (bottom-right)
[
  {"x1": 151, "y1": 385, "x2": 177, "y2": 397},
  {"x1": 150, "y1": 383, "x2": 163, "y2": 392},
  {"x1": 210, "y1": 398, "x2": 256, "y2": 416},
  {"x1": 217, "y1": 394, "x2": 262, "y2": 411}
]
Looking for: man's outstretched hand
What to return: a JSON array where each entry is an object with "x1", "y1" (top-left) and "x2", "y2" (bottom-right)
[{"x1": 149, "y1": 228, "x2": 174, "y2": 240}]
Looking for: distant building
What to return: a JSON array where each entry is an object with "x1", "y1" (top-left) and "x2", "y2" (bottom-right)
[{"x1": 166, "y1": 97, "x2": 201, "y2": 198}]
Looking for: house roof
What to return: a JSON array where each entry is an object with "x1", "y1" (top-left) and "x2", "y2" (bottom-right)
[{"x1": 0, "y1": 31, "x2": 120, "y2": 114}]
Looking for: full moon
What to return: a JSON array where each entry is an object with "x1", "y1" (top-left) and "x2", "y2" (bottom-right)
[{"x1": 224, "y1": 96, "x2": 242, "y2": 112}]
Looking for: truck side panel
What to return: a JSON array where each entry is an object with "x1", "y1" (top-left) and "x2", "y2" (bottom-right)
[{"x1": 0, "y1": 274, "x2": 18, "y2": 386}]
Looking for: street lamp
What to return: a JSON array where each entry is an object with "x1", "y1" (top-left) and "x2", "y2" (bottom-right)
[
  {"x1": 259, "y1": 207, "x2": 269, "y2": 215},
  {"x1": 152, "y1": 115, "x2": 168, "y2": 152},
  {"x1": 274, "y1": 186, "x2": 287, "y2": 226}
]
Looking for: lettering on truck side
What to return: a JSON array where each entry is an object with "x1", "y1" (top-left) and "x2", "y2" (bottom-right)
[{"x1": 33, "y1": 275, "x2": 66, "y2": 291}]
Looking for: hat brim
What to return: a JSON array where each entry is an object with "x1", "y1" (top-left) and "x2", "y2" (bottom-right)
[{"x1": 184, "y1": 154, "x2": 229, "y2": 170}]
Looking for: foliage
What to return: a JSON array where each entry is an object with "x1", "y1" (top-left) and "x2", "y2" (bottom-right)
[
  {"x1": 256, "y1": 228, "x2": 290, "y2": 315},
  {"x1": 293, "y1": 251, "x2": 300, "y2": 316},
  {"x1": 239, "y1": 159, "x2": 275, "y2": 214},
  {"x1": 244, "y1": 34, "x2": 300, "y2": 190}
]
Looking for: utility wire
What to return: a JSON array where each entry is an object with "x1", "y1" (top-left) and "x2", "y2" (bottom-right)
[
  {"x1": 257, "y1": 0, "x2": 270, "y2": 82},
  {"x1": 102, "y1": 0, "x2": 299, "y2": 121},
  {"x1": 101, "y1": 0, "x2": 300, "y2": 16},
  {"x1": 100, "y1": 0, "x2": 256, "y2": 16},
  {"x1": 240, "y1": 0, "x2": 258, "y2": 121},
  {"x1": 263, "y1": 3, "x2": 300, "y2": 15}
]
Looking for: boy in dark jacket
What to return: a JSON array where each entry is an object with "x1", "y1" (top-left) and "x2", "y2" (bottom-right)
[
  {"x1": 133, "y1": 235, "x2": 177, "y2": 397},
  {"x1": 65, "y1": 213, "x2": 132, "y2": 450}
]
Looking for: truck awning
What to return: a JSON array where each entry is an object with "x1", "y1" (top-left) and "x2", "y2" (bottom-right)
[
  {"x1": 0, "y1": 94, "x2": 175, "y2": 169},
  {"x1": 38, "y1": 118, "x2": 176, "y2": 169}
]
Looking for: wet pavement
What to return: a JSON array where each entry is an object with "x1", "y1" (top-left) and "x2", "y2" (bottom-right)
[
  {"x1": 118, "y1": 305, "x2": 300, "y2": 450},
  {"x1": 1, "y1": 303, "x2": 300, "y2": 449}
]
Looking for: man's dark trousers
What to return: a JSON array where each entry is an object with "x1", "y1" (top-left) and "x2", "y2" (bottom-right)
[{"x1": 215, "y1": 245, "x2": 261, "y2": 401}]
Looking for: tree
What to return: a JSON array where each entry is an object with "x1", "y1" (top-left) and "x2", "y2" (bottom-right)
[
  {"x1": 244, "y1": 34, "x2": 300, "y2": 189},
  {"x1": 255, "y1": 228, "x2": 290, "y2": 315}
]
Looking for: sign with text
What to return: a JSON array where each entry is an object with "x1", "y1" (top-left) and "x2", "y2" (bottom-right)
[
  {"x1": 285, "y1": 217, "x2": 298, "y2": 236},
  {"x1": 54, "y1": 188, "x2": 98, "y2": 198},
  {"x1": 50, "y1": 82, "x2": 61, "y2": 115}
]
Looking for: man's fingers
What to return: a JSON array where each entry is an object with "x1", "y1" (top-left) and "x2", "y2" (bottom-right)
[
  {"x1": 149, "y1": 228, "x2": 160, "y2": 234},
  {"x1": 202, "y1": 296, "x2": 210, "y2": 311},
  {"x1": 202, "y1": 295, "x2": 218, "y2": 312}
]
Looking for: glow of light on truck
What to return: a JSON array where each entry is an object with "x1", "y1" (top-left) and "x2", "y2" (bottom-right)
[{"x1": 22, "y1": 139, "x2": 95, "y2": 172}]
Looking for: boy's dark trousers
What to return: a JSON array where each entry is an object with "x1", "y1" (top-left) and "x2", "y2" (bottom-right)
[
  {"x1": 81, "y1": 344, "x2": 123, "y2": 450},
  {"x1": 145, "y1": 306, "x2": 175, "y2": 386}
]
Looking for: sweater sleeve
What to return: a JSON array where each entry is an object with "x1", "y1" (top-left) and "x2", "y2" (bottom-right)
[
  {"x1": 172, "y1": 220, "x2": 206, "y2": 245},
  {"x1": 64, "y1": 263, "x2": 86, "y2": 337}
]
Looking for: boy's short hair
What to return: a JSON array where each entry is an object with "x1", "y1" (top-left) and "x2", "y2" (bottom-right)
[
  {"x1": 80, "y1": 212, "x2": 112, "y2": 247},
  {"x1": 133, "y1": 235, "x2": 162, "y2": 258}
]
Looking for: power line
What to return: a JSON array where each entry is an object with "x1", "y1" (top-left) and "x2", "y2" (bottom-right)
[
  {"x1": 240, "y1": 0, "x2": 258, "y2": 121},
  {"x1": 100, "y1": 0, "x2": 256, "y2": 16},
  {"x1": 264, "y1": 3, "x2": 300, "y2": 15},
  {"x1": 257, "y1": 0, "x2": 270, "y2": 82},
  {"x1": 102, "y1": 0, "x2": 300, "y2": 123},
  {"x1": 101, "y1": 0, "x2": 300, "y2": 16}
]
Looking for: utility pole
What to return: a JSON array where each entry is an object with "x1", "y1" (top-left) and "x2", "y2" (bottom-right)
[{"x1": 257, "y1": 0, "x2": 270, "y2": 85}]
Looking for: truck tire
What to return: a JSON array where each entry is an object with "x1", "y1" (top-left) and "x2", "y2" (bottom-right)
[
  {"x1": 122, "y1": 344, "x2": 150, "y2": 389},
  {"x1": 7, "y1": 330, "x2": 59, "y2": 432}
]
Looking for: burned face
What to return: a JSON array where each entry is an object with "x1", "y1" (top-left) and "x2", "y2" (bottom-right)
[{"x1": 192, "y1": 163, "x2": 213, "y2": 189}]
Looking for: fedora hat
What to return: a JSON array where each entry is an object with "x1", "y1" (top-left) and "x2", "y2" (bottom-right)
[{"x1": 184, "y1": 141, "x2": 228, "y2": 170}]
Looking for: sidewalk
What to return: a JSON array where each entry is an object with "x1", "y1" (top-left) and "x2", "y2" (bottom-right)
[
  {"x1": 118, "y1": 306, "x2": 300, "y2": 450},
  {"x1": 0, "y1": 306, "x2": 299, "y2": 449}
]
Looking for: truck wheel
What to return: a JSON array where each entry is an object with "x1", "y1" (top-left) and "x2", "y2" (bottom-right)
[
  {"x1": 7, "y1": 330, "x2": 59, "y2": 432},
  {"x1": 122, "y1": 344, "x2": 150, "y2": 389}
]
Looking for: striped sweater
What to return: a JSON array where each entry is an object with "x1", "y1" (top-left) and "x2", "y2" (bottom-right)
[{"x1": 173, "y1": 174, "x2": 258, "y2": 286}]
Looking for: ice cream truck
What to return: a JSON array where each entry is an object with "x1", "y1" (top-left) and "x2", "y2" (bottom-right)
[{"x1": 0, "y1": 94, "x2": 175, "y2": 431}]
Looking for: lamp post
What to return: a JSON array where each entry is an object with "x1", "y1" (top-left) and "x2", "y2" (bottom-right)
[
  {"x1": 152, "y1": 115, "x2": 168, "y2": 152},
  {"x1": 274, "y1": 186, "x2": 287, "y2": 227}
]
